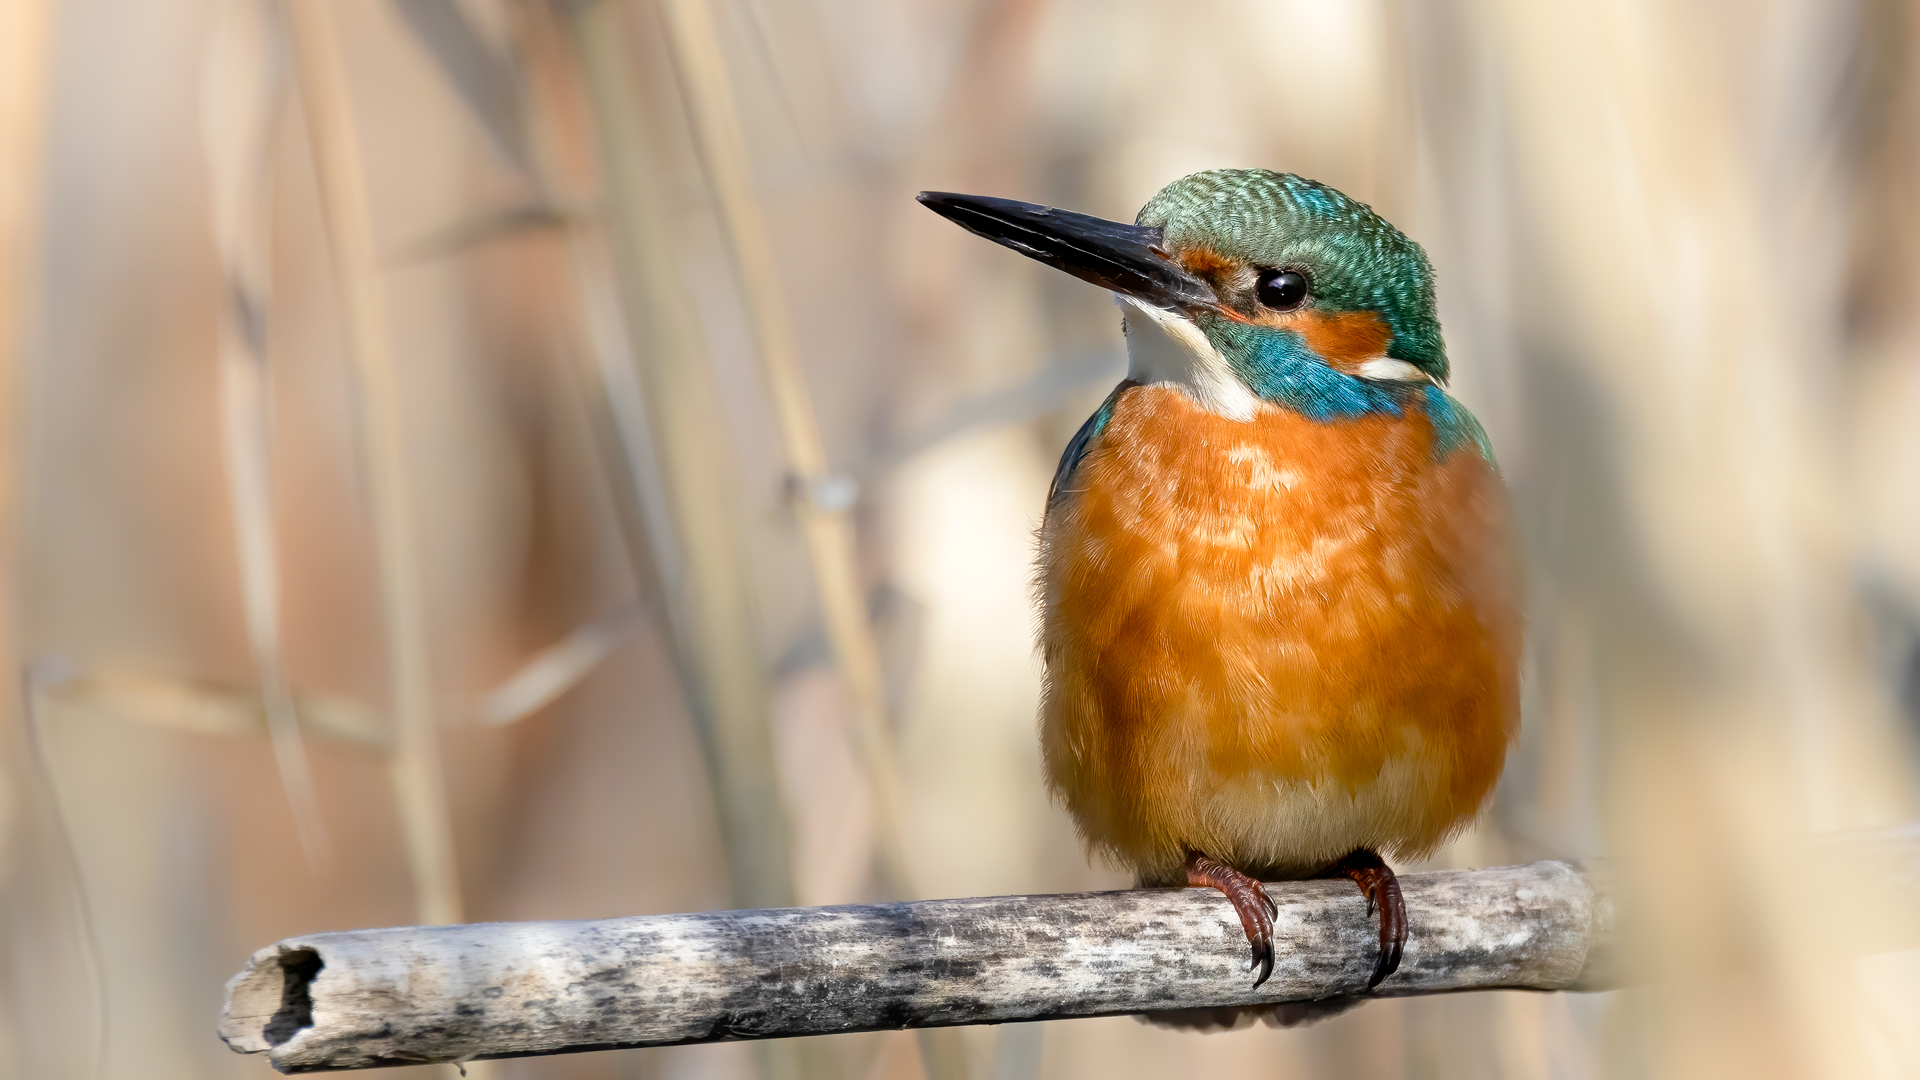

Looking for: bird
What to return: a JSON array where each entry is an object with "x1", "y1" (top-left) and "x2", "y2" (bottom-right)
[{"x1": 917, "y1": 169, "x2": 1519, "y2": 1000}]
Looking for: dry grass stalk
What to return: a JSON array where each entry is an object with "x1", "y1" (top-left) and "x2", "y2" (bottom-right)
[
  {"x1": 389, "y1": 200, "x2": 575, "y2": 264},
  {"x1": 653, "y1": 5, "x2": 963, "y2": 1076},
  {"x1": 0, "y1": 0, "x2": 49, "y2": 387},
  {"x1": 378, "y1": 0, "x2": 658, "y2": 752},
  {"x1": 0, "y1": 0, "x2": 48, "y2": 626},
  {"x1": 658, "y1": 0, "x2": 914, "y2": 906},
  {"x1": 1429, "y1": 3, "x2": 1920, "y2": 1075},
  {"x1": 19, "y1": 671, "x2": 110, "y2": 1080},
  {"x1": 282, "y1": 0, "x2": 462, "y2": 926},
  {"x1": 386, "y1": 0, "x2": 532, "y2": 175},
  {"x1": 39, "y1": 667, "x2": 385, "y2": 748},
  {"x1": 472, "y1": 603, "x2": 647, "y2": 726},
  {"x1": 561, "y1": 0, "x2": 800, "y2": 918},
  {"x1": 3, "y1": 6, "x2": 90, "y2": 1075},
  {"x1": 32, "y1": 627, "x2": 656, "y2": 748},
  {"x1": 548, "y1": 9, "x2": 814, "y2": 1078},
  {"x1": 203, "y1": 0, "x2": 332, "y2": 876}
]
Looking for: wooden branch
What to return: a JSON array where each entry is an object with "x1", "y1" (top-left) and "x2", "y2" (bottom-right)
[
  {"x1": 220, "y1": 860, "x2": 1603, "y2": 1072},
  {"x1": 218, "y1": 836, "x2": 1920, "y2": 1073}
]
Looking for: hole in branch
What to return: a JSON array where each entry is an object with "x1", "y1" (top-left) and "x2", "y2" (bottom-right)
[{"x1": 263, "y1": 948, "x2": 324, "y2": 1046}]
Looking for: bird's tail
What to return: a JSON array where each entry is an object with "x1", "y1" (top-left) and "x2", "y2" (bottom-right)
[{"x1": 1139, "y1": 997, "x2": 1364, "y2": 1031}]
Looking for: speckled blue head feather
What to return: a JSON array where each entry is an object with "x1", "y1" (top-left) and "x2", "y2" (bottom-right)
[{"x1": 1136, "y1": 169, "x2": 1447, "y2": 382}]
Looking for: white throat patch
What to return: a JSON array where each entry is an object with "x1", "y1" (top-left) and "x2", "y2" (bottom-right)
[
  {"x1": 1355, "y1": 357, "x2": 1431, "y2": 383},
  {"x1": 1118, "y1": 296, "x2": 1261, "y2": 422}
]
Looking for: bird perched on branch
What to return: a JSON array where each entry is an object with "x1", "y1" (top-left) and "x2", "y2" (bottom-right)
[{"x1": 918, "y1": 170, "x2": 1518, "y2": 998}]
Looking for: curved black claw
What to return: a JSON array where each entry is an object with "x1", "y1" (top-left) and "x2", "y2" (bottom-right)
[
  {"x1": 1322, "y1": 848, "x2": 1408, "y2": 990},
  {"x1": 1184, "y1": 850, "x2": 1276, "y2": 988}
]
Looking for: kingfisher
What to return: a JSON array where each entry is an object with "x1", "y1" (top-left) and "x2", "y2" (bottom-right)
[{"x1": 918, "y1": 170, "x2": 1519, "y2": 995}]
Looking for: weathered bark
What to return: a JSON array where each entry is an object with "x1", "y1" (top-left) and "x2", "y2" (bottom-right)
[
  {"x1": 219, "y1": 860, "x2": 1598, "y2": 1071},
  {"x1": 218, "y1": 838, "x2": 1917, "y2": 1073}
]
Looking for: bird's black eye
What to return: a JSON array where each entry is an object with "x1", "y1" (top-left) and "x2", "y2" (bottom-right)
[{"x1": 1255, "y1": 269, "x2": 1308, "y2": 311}]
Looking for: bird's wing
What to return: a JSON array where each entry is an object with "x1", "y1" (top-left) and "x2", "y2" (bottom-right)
[{"x1": 1047, "y1": 380, "x2": 1136, "y2": 515}]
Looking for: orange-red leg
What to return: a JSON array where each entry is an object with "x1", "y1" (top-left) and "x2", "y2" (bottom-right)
[
  {"x1": 1185, "y1": 850, "x2": 1278, "y2": 988},
  {"x1": 1319, "y1": 848, "x2": 1406, "y2": 990}
]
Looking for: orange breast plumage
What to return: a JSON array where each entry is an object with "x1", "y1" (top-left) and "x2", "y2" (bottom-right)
[{"x1": 1037, "y1": 382, "x2": 1520, "y2": 886}]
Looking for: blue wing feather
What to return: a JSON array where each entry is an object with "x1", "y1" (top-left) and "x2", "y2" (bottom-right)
[{"x1": 1048, "y1": 381, "x2": 1134, "y2": 513}]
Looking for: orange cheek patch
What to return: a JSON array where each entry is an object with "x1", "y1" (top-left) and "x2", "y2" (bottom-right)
[
  {"x1": 1287, "y1": 310, "x2": 1392, "y2": 371},
  {"x1": 1178, "y1": 246, "x2": 1238, "y2": 280}
]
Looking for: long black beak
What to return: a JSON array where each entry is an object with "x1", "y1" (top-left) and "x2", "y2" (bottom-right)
[{"x1": 917, "y1": 192, "x2": 1215, "y2": 312}]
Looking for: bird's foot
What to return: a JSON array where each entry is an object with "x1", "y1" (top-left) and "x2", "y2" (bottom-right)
[
  {"x1": 1318, "y1": 848, "x2": 1407, "y2": 990},
  {"x1": 1184, "y1": 849, "x2": 1278, "y2": 988}
]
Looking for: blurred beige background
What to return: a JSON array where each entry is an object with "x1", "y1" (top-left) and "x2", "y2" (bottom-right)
[{"x1": 2, "y1": 0, "x2": 1919, "y2": 1078}]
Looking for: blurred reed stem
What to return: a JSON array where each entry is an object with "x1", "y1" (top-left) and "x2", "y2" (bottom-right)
[
  {"x1": 204, "y1": 0, "x2": 332, "y2": 876},
  {"x1": 41, "y1": 668, "x2": 385, "y2": 747},
  {"x1": 0, "y1": 0, "x2": 45, "y2": 645},
  {"x1": 556, "y1": 7, "x2": 814, "y2": 1079},
  {"x1": 388, "y1": 0, "x2": 534, "y2": 177},
  {"x1": 472, "y1": 603, "x2": 646, "y2": 726},
  {"x1": 651, "y1": 4, "x2": 962, "y2": 1077},
  {"x1": 1, "y1": 2, "x2": 80, "y2": 1075},
  {"x1": 283, "y1": 0, "x2": 462, "y2": 926},
  {"x1": 0, "y1": 0, "x2": 49, "y2": 387},
  {"x1": 563, "y1": 0, "x2": 796, "y2": 913},
  {"x1": 657, "y1": 0, "x2": 915, "y2": 905}
]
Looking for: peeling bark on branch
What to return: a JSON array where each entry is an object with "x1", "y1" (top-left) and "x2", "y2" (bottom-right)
[{"x1": 217, "y1": 839, "x2": 1916, "y2": 1073}]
